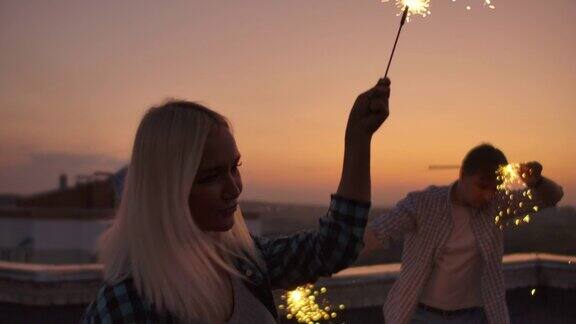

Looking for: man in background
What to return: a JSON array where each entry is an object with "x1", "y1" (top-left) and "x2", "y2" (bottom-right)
[{"x1": 365, "y1": 143, "x2": 564, "y2": 324}]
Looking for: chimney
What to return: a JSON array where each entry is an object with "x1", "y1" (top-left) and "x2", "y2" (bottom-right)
[{"x1": 59, "y1": 174, "x2": 68, "y2": 190}]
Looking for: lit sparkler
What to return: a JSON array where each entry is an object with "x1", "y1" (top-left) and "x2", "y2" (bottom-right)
[
  {"x1": 382, "y1": 2, "x2": 410, "y2": 77},
  {"x1": 381, "y1": 0, "x2": 432, "y2": 77},
  {"x1": 383, "y1": 0, "x2": 495, "y2": 20},
  {"x1": 380, "y1": 0, "x2": 496, "y2": 76},
  {"x1": 279, "y1": 284, "x2": 344, "y2": 323},
  {"x1": 494, "y1": 163, "x2": 540, "y2": 228},
  {"x1": 383, "y1": 0, "x2": 431, "y2": 21}
]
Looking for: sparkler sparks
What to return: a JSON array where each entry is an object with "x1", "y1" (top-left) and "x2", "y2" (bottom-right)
[
  {"x1": 495, "y1": 163, "x2": 540, "y2": 228},
  {"x1": 279, "y1": 284, "x2": 344, "y2": 323},
  {"x1": 452, "y1": 0, "x2": 496, "y2": 11},
  {"x1": 382, "y1": 0, "x2": 431, "y2": 21},
  {"x1": 383, "y1": 0, "x2": 496, "y2": 20}
]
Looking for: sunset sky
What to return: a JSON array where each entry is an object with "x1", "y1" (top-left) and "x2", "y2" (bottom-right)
[{"x1": 1, "y1": 0, "x2": 575, "y2": 206}]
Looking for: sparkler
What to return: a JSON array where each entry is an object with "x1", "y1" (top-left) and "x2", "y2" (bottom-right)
[
  {"x1": 384, "y1": 0, "x2": 431, "y2": 21},
  {"x1": 428, "y1": 162, "x2": 539, "y2": 229},
  {"x1": 383, "y1": 5, "x2": 407, "y2": 78},
  {"x1": 494, "y1": 163, "x2": 540, "y2": 228},
  {"x1": 278, "y1": 284, "x2": 344, "y2": 323},
  {"x1": 381, "y1": 0, "x2": 496, "y2": 76},
  {"x1": 382, "y1": 1, "x2": 432, "y2": 77}
]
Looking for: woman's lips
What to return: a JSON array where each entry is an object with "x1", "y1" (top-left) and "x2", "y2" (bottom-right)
[{"x1": 220, "y1": 204, "x2": 237, "y2": 217}]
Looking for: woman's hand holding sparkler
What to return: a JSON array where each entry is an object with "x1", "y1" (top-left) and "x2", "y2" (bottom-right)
[
  {"x1": 346, "y1": 77, "x2": 391, "y2": 141},
  {"x1": 337, "y1": 77, "x2": 391, "y2": 203}
]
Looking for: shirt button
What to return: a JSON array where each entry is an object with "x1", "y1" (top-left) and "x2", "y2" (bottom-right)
[{"x1": 245, "y1": 269, "x2": 253, "y2": 277}]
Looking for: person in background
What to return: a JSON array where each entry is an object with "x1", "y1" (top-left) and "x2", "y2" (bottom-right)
[
  {"x1": 364, "y1": 144, "x2": 563, "y2": 324},
  {"x1": 82, "y1": 77, "x2": 391, "y2": 323}
]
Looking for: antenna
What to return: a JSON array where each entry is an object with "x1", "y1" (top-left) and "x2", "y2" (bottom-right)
[{"x1": 428, "y1": 165, "x2": 460, "y2": 170}]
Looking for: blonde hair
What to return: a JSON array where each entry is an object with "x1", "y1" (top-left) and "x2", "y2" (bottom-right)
[{"x1": 98, "y1": 100, "x2": 262, "y2": 322}]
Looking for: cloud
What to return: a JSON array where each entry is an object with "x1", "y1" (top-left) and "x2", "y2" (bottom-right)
[{"x1": 0, "y1": 151, "x2": 126, "y2": 195}]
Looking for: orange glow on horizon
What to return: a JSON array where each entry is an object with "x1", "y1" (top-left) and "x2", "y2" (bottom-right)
[{"x1": 0, "y1": 0, "x2": 575, "y2": 206}]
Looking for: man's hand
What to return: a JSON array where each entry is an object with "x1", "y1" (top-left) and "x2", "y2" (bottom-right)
[
  {"x1": 520, "y1": 161, "x2": 543, "y2": 188},
  {"x1": 345, "y1": 78, "x2": 390, "y2": 142},
  {"x1": 518, "y1": 161, "x2": 564, "y2": 206}
]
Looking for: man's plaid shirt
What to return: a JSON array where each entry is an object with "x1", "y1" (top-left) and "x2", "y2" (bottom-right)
[
  {"x1": 369, "y1": 184, "x2": 551, "y2": 324},
  {"x1": 82, "y1": 195, "x2": 369, "y2": 323}
]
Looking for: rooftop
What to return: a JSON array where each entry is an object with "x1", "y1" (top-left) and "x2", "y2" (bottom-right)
[{"x1": 1, "y1": 253, "x2": 575, "y2": 323}]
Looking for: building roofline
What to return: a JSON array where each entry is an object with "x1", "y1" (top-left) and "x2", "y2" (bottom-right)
[{"x1": 0, "y1": 207, "x2": 114, "y2": 220}]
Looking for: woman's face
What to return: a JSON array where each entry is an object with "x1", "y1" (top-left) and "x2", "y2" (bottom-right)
[{"x1": 189, "y1": 126, "x2": 242, "y2": 231}]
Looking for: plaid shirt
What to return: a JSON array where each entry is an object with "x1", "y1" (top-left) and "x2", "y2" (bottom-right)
[
  {"x1": 369, "y1": 183, "x2": 550, "y2": 324},
  {"x1": 82, "y1": 195, "x2": 369, "y2": 323}
]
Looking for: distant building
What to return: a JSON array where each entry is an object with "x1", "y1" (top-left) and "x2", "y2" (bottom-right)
[
  {"x1": 0, "y1": 209, "x2": 112, "y2": 264},
  {"x1": 0, "y1": 173, "x2": 116, "y2": 264},
  {"x1": 17, "y1": 172, "x2": 115, "y2": 209},
  {"x1": 0, "y1": 169, "x2": 262, "y2": 264},
  {"x1": 0, "y1": 194, "x2": 19, "y2": 207}
]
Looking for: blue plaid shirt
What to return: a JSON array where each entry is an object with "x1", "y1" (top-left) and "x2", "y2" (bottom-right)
[{"x1": 82, "y1": 194, "x2": 369, "y2": 323}]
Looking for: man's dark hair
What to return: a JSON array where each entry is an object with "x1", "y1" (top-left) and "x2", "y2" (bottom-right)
[{"x1": 461, "y1": 143, "x2": 508, "y2": 178}]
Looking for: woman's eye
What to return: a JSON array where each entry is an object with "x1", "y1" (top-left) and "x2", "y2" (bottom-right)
[{"x1": 197, "y1": 174, "x2": 218, "y2": 184}]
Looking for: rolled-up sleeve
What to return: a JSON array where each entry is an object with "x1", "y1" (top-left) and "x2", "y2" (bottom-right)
[{"x1": 253, "y1": 195, "x2": 370, "y2": 290}]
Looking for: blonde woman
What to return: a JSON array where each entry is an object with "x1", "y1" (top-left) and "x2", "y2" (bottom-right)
[{"x1": 82, "y1": 78, "x2": 391, "y2": 323}]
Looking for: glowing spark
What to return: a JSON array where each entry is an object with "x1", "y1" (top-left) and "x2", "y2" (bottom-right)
[
  {"x1": 451, "y1": 0, "x2": 497, "y2": 11},
  {"x1": 523, "y1": 215, "x2": 530, "y2": 223},
  {"x1": 531, "y1": 288, "x2": 536, "y2": 296},
  {"x1": 289, "y1": 290, "x2": 303, "y2": 303},
  {"x1": 382, "y1": 0, "x2": 431, "y2": 20},
  {"x1": 495, "y1": 163, "x2": 540, "y2": 228},
  {"x1": 383, "y1": 0, "x2": 497, "y2": 15},
  {"x1": 497, "y1": 163, "x2": 522, "y2": 191},
  {"x1": 279, "y1": 284, "x2": 344, "y2": 323},
  {"x1": 485, "y1": 0, "x2": 496, "y2": 10}
]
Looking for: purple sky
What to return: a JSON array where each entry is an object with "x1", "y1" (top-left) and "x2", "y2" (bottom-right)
[{"x1": 1, "y1": 0, "x2": 575, "y2": 206}]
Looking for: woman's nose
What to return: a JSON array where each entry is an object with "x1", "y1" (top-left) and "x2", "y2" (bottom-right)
[{"x1": 222, "y1": 173, "x2": 241, "y2": 200}]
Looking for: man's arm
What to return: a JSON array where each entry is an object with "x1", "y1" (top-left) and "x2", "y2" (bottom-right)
[
  {"x1": 362, "y1": 192, "x2": 419, "y2": 254},
  {"x1": 500, "y1": 163, "x2": 564, "y2": 224}
]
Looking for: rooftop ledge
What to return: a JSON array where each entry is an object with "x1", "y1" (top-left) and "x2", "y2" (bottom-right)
[{"x1": 1, "y1": 253, "x2": 575, "y2": 308}]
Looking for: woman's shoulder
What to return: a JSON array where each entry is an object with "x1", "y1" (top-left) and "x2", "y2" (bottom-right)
[{"x1": 81, "y1": 278, "x2": 172, "y2": 323}]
